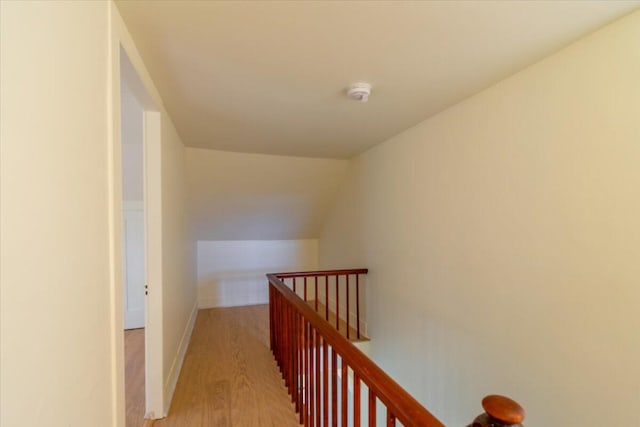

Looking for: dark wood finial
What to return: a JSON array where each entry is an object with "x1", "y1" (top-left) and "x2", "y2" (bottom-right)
[
  {"x1": 469, "y1": 395, "x2": 525, "y2": 427},
  {"x1": 482, "y1": 395, "x2": 525, "y2": 424}
]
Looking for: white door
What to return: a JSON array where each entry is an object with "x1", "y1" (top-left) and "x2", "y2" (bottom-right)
[{"x1": 123, "y1": 208, "x2": 145, "y2": 329}]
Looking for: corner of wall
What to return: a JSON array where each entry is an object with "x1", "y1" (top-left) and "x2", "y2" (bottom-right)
[{"x1": 163, "y1": 301, "x2": 198, "y2": 416}]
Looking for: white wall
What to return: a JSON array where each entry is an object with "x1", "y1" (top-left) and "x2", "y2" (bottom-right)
[
  {"x1": 197, "y1": 239, "x2": 318, "y2": 308},
  {"x1": 187, "y1": 148, "x2": 348, "y2": 241},
  {"x1": 320, "y1": 10, "x2": 640, "y2": 427},
  {"x1": 121, "y1": 82, "x2": 143, "y2": 202},
  {"x1": 188, "y1": 149, "x2": 345, "y2": 312},
  {"x1": 0, "y1": 2, "x2": 114, "y2": 426}
]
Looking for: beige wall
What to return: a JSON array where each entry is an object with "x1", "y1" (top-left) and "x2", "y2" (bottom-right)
[
  {"x1": 320, "y1": 11, "x2": 640, "y2": 426},
  {"x1": 0, "y1": 2, "x2": 114, "y2": 426},
  {"x1": 0, "y1": 1, "x2": 197, "y2": 425},
  {"x1": 197, "y1": 239, "x2": 318, "y2": 308},
  {"x1": 159, "y1": 114, "x2": 197, "y2": 410},
  {"x1": 186, "y1": 148, "x2": 348, "y2": 241},
  {"x1": 121, "y1": 82, "x2": 144, "y2": 202}
]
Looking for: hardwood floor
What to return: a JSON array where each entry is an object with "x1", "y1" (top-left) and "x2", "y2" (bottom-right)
[
  {"x1": 154, "y1": 305, "x2": 301, "y2": 427},
  {"x1": 125, "y1": 328, "x2": 146, "y2": 427}
]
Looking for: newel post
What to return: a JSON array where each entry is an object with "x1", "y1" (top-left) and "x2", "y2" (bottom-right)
[{"x1": 468, "y1": 395, "x2": 525, "y2": 427}]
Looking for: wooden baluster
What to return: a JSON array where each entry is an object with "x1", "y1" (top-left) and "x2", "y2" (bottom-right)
[
  {"x1": 315, "y1": 276, "x2": 319, "y2": 311},
  {"x1": 297, "y1": 313, "x2": 303, "y2": 422},
  {"x1": 304, "y1": 323, "x2": 311, "y2": 426},
  {"x1": 331, "y1": 349, "x2": 337, "y2": 427},
  {"x1": 368, "y1": 389, "x2": 376, "y2": 427},
  {"x1": 387, "y1": 411, "x2": 396, "y2": 427},
  {"x1": 301, "y1": 315, "x2": 306, "y2": 421},
  {"x1": 293, "y1": 277, "x2": 297, "y2": 295},
  {"x1": 325, "y1": 276, "x2": 329, "y2": 321},
  {"x1": 277, "y1": 293, "x2": 281, "y2": 367},
  {"x1": 289, "y1": 303, "x2": 294, "y2": 391},
  {"x1": 294, "y1": 312, "x2": 302, "y2": 413},
  {"x1": 278, "y1": 291, "x2": 281, "y2": 368},
  {"x1": 353, "y1": 373, "x2": 361, "y2": 426},
  {"x1": 278, "y1": 294, "x2": 283, "y2": 369},
  {"x1": 341, "y1": 361, "x2": 348, "y2": 426},
  {"x1": 356, "y1": 274, "x2": 360, "y2": 339},
  {"x1": 315, "y1": 333, "x2": 321, "y2": 427},
  {"x1": 288, "y1": 309, "x2": 292, "y2": 406},
  {"x1": 288, "y1": 303, "x2": 293, "y2": 391},
  {"x1": 297, "y1": 313, "x2": 304, "y2": 414},
  {"x1": 309, "y1": 328, "x2": 315, "y2": 427},
  {"x1": 285, "y1": 302, "x2": 291, "y2": 392},
  {"x1": 304, "y1": 276, "x2": 308, "y2": 301},
  {"x1": 277, "y1": 291, "x2": 280, "y2": 361},
  {"x1": 269, "y1": 285, "x2": 273, "y2": 352},
  {"x1": 292, "y1": 307, "x2": 296, "y2": 399},
  {"x1": 275, "y1": 292, "x2": 280, "y2": 369},
  {"x1": 273, "y1": 292, "x2": 282, "y2": 367},
  {"x1": 346, "y1": 274, "x2": 350, "y2": 339},
  {"x1": 282, "y1": 302, "x2": 289, "y2": 388},
  {"x1": 272, "y1": 289, "x2": 276, "y2": 361},
  {"x1": 335, "y1": 275, "x2": 340, "y2": 332},
  {"x1": 323, "y1": 339, "x2": 329, "y2": 427},
  {"x1": 469, "y1": 395, "x2": 525, "y2": 427},
  {"x1": 285, "y1": 300, "x2": 289, "y2": 375},
  {"x1": 287, "y1": 303, "x2": 291, "y2": 397}
]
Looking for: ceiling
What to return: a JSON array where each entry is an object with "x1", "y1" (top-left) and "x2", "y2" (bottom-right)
[{"x1": 116, "y1": 1, "x2": 638, "y2": 159}]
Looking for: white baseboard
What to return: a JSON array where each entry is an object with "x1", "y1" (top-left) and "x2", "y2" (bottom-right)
[{"x1": 163, "y1": 302, "x2": 198, "y2": 415}]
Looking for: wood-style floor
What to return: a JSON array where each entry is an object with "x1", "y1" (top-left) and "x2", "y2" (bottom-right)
[
  {"x1": 125, "y1": 328, "x2": 146, "y2": 427},
  {"x1": 154, "y1": 305, "x2": 301, "y2": 427}
]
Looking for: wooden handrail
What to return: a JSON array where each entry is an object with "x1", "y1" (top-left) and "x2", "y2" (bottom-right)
[
  {"x1": 268, "y1": 271, "x2": 444, "y2": 427},
  {"x1": 275, "y1": 268, "x2": 368, "y2": 278}
]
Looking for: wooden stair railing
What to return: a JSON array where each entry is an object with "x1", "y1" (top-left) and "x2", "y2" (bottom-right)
[
  {"x1": 268, "y1": 270, "x2": 445, "y2": 427},
  {"x1": 276, "y1": 269, "x2": 368, "y2": 341},
  {"x1": 270, "y1": 269, "x2": 528, "y2": 427}
]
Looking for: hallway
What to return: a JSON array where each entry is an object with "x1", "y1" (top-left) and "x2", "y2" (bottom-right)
[{"x1": 155, "y1": 305, "x2": 301, "y2": 427}]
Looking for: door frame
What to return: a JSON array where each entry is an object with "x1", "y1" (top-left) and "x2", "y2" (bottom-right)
[{"x1": 109, "y1": 13, "x2": 165, "y2": 422}]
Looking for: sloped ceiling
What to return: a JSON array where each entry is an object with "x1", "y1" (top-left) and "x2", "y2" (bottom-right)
[
  {"x1": 117, "y1": 1, "x2": 638, "y2": 159},
  {"x1": 186, "y1": 148, "x2": 348, "y2": 240}
]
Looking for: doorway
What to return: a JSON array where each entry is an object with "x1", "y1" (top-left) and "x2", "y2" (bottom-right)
[
  {"x1": 118, "y1": 43, "x2": 168, "y2": 425},
  {"x1": 121, "y1": 70, "x2": 146, "y2": 427}
]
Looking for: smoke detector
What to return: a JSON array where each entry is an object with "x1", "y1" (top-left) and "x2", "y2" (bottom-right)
[{"x1": 347, "y1": 82, "x2": 372, "y2": 102}]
